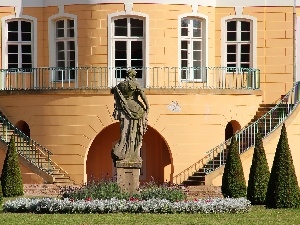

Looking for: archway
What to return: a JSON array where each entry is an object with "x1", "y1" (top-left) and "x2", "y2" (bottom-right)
[
  {"x1": 86, "y1": 123, "x2": 172, "y2": 184},
  {"x1": 15, "y1": 120, "x2": 30, "y2": 137},
  {"x1": 225, "y1": 120, "x2": 241, "y2": 140}
]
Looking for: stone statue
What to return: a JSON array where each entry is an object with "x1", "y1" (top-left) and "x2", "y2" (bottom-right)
[{"x1": 111, "y1": 69, "x2": 149, "y2": 166}]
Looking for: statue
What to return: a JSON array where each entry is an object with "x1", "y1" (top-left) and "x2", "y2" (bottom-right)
[{"x1": 111, "y1": 69, "x2": 149, "y2": 166}]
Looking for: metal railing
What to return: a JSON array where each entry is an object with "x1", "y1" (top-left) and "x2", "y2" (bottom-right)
[
  {"x1": 0, "y1": 67, "x2": 260, "y2": 90},
  {"x1": 0, "y1": 113, "x2": 68, "y2": 176},
  {"x1": 173, "y1": 81, "x2": 300, "y2": 184}
]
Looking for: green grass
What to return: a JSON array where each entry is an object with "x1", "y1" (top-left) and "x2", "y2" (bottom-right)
[{"x1": 1, "y1": 199, "x2": 300, "y2": 225}]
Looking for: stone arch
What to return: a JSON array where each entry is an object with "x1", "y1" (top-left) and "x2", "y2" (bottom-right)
[
  {"x1": 225, "y1": 120, "x2": 241, "y2": 140},
  {"x1": 15, "y1": 120, "x2": 30, "y2": 137},
  {"x1": 86, "y1": 123, "x2": 173, "y2": 184}
]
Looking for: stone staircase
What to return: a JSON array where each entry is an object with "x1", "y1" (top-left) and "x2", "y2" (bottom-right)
[
  {"x1": 0, "y1": 114, "x2": 73, "y2": 185},
  {"x1": 182, "y1": 104, "x2": 280, "y2": 186}
]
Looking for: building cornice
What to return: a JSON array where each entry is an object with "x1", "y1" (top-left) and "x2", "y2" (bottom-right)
[{"x1": 1, "y1": 0, "x2": 300, "y2": 7}]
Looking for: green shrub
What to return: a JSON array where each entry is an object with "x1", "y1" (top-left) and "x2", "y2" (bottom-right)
[
  {"x1": 0, "y1": 179, "x2": 3, "y2": 204},
  {"x1": 221, "y1": 136, "x2": 246, "y2": 198},
  {"x1": 61, "y1": 180, "x2": 130, "y2": 200},
  {"x1": 265, "y1": 123, "x2": 300, "y2": 208},
  {"x1": 61, "y1": 180, "x2": 186, "y2": 202},
  {"x1": 247, "y1": 132, "x2": 270, "y2": 205},
  {"x1": 1, "y1": 136, "x2": 24, "y2": 197},
  {"x1": 139, "y1": 181, "x2": 186, "y2": 202}
]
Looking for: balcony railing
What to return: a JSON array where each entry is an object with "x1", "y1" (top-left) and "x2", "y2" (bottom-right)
[{"x1": 0, "y1": 67, "x2": 260, "y2": 90}]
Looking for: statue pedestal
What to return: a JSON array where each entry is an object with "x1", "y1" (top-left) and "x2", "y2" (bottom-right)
[{"x1": 116, "y1": 161, "x2": 142, "y2": 195}]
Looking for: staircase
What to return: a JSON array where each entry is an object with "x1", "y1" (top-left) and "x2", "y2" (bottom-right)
[
  {"x1": 0, "y1": 113, "x2": 73, "y2": 185},
  {"x1": 175, "y1": 82, "x2": 300, "y2": 186}
]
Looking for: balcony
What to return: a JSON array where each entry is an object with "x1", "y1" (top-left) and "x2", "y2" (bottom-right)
[{"x1": 0, "y1": 67, "x2": 260, "y2": 90}]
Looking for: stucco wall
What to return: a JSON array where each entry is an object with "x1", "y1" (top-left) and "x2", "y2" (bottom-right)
[{"x1": 0, "y1": 89, "x2": 262, "y2": 183}]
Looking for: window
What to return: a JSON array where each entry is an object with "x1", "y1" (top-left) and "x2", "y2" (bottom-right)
[
  {"x1": 6, "y1": 20, "x2": 33, "y2": 69},
  {"x1": 180, "y1": 17, "x2": 204, "y2": 81},
  {"x1": 55, "y1": 19, "x2": 75, "y2": 80},
  {"x1": 112, "y1": 17, "x2": 144, "y2": 80},
  {"x1": 226, "y1": 20, "x2": 252, "y2": 68}
]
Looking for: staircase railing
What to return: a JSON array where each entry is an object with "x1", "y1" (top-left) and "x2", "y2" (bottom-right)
[
  {"x1": 173, "y1": 81, "x2": 300, "y2": 184},
  {"x1": 0, "y1": 114, "x2": 67, "y2": 176}
]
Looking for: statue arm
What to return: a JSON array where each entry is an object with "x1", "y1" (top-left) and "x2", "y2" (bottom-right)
[{"x1": 139, "y1": 89, "x2": 150, "y2": 113}]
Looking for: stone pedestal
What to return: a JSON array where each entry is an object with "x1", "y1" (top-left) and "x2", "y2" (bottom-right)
[{"x1": 116, "y1": 161, "x2": 142, "y2": 195}]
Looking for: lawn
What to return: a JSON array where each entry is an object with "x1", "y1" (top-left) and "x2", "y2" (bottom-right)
[{"x1": 1, "y1": 202, "x2": 300, "y2": 225}]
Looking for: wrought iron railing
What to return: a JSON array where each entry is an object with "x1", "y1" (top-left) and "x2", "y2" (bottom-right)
[
  {"x1": 173, "y1": 81, "x2": 300, "y2": 184},
  {"x1": 0, "y1": 67, "x2": 260, "y2": 90},
  {"x1": 0, "y1": 114, "x2": 68, "y2": 176}
]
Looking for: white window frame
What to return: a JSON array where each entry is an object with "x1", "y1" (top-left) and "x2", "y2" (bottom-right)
[
  {"x1": 2, "y1": 15, "x2": 37, "y2": 69},
  {"x1": 108, "y1": 11, "x2": 149, "y2": 87},
  {"x1": 178, "y1": 13, "x2": 208, "y2": 83},
  {"x1": 48, "y1": 13, "x2": 78, "y2": 82},
  {"x1": 221, "y1": 15, "x2": 257, "y2": 69}
]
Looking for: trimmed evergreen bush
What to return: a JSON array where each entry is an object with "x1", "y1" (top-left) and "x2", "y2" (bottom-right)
[
  {"x1": 265, "y1": 123, "x2": 300, "y2": 208},
  {"x1": 222, "y1": 136, "x2": 246, "y2": 198},
  {"x1": 0, "y1": 179, "x2": 3, "y2": 204},
  {"x1": 247, "y1": 132, "x2": 270, "y2": 205},
  {"x1": 1, "y1": 135, "x2": 24, "y2": 197}
]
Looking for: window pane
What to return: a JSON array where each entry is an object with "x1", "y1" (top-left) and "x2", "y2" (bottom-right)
[
  {"x1": 56, "y1": 20, "x2": 64, "y2": 38},
  {"x1": 8, "y1": 32, "x2": 18, "y2": 41},
  {"x1": 56, "y1": 20, "x2": 64, "y2": 29},
  {"x1": 22, "y1": 63, "x2": 32, "y2": 69},
  {"x1": 227, "y1": 63, "x2": 236, "y2": 68},
  {"x1": 241, "y1": 54, "x2": 250, "y2": 62},
  {"x1": 8, "y1": 45, "x2": 18, "y2": 53},
  {"x1": 57, "y1": 61, "x2": 65, "y2": 67},
  {"x1": 70, "y1": 51, "x2": 75, "y2": 61},
  {"x1": 241, "y1": 32, "x2": 250, "y2": 41},
  {"x1": 193, "y1": 68, "x2": 201, "y2": 79},
  {"x1": 130, "y1": 18, "x2": 143, "y2": 37},
  {"x1": 67, "y1": 41, "x2": 75, "y2": 50},
  {"x1": 131, "y1": 60, "x2": 143, "y2": 68},
  {"x1": 241, "y1": 63, "x2": 250, "y2": 68},
  {"x1": 181, "y1": 60, "x2": 188, "y2": 67},
  {"x1": 22, "y1": 54, "x2": 32, "y2": 63},
  {"x1": 8, "y1": 63, "x2": 18, "y2": 69},
  {"x1": 193, "y1": 19, "x2": 201, "y2": 37},
  {"x1": 67, "y1": 19, "x2": 75, "y2": 37},
  {"x1": 8, "y1": 21, "x2": 18, "y2": 31},
  {"x1": 227, "y1": 21, "x2": 236, "y2": 31},
  {"x1": 181, "y1": 41, "x2": 188, "y2": 49},
  {"x1": 193, "y1": 41, "x2": 201, "y2": 50},
  {"x1": 241, "y1": 21, "x2": 250, "y2": 31},
  {"x1": 227, "y1": 54, "x2": 236, "y2": 62},
  {"x1": 227, "y1": 44, "x2": 236, "y2": 53},
  {"x1": 241, "y1": 44, "x2": 250, "y2": 53},
  {"x1": 57, "y1": 51, "x2": 64, "y2": 60},
  {"x1": 22, "y1": 45, "x2": 31, "y2": 53},
  {"x1": 193, "y1": 60, "x2": 201, "y2": 67},
  {"x1": 21, "y1": 21, "x2": 31, "y2": 32},
  {"x1": 181, "y1": 19, "x2": 188, "y2": 36},
  {"x1": 131, "y1": 41, "x2": 143, "y2": 59},
  {"x1": 193, "y1": 51, "x2": 201, "y2": 61},
  {"x1": 22, "y1": 33, "x2": 31, "y2": 41},
  {"x1": 8, "y1": 54, "x2": 18, "y2": 63},
  {"x1": 114, "y1": 18, "x2": 127, "y2": 36},
  {"x1": 227, "y1": 32, "x2": 236, "y2": 41},
  {"x1": 57, "y1": 42, "x2": 64, "y2": 51},
  {"x1": 115, "y1": 41, "x2": 126, "y2": 59},
  {"x1": 181, "y1": 50, "x2": 188, "y2": 59}
]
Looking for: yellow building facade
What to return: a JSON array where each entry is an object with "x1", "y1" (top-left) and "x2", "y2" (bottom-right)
[{"x1": 0, "y1": 0, "x2": 299, "y2": 185}]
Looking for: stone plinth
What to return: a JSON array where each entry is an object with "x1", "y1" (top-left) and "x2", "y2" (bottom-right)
[{"x1": 116, "y1": 161, "x2": 142, "y2": 195}]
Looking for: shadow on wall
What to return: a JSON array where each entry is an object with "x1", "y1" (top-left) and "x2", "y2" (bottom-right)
[
  {"x1": 225, "y1": 120, "x2": 241, "y2": 140},
  {"x1": 15, "y1": 120, "x2": 30, "y2": 137},
  {"x1": 86, "y1": 123, "x2": 173, "y2": 184}
]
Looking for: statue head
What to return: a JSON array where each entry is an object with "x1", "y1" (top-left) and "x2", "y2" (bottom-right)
[{"x1": 126, "y1": 69, "x2": 137, "y2": 79}]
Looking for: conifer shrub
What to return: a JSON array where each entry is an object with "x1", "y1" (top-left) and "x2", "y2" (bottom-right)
[
  {"x1": 0, "y1": 179, "x2": 3, "y2": 204},
  {"x1": 221, "y1": 136, "x2": 246, "y2": 198},
  {"x1": 247, "y1": 132, "x2": 270, "y2": 205},
  {"x1": 1, "y1": 135, "x2": 24, "y2": 197},
  {"x1": 265, "y1": 123, "x2": 300, "y2": 208}
]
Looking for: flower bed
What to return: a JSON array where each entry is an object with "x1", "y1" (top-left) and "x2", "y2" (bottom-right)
[{"x1": 3, "y1": 197, "x2": 251, "y2": 214}]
